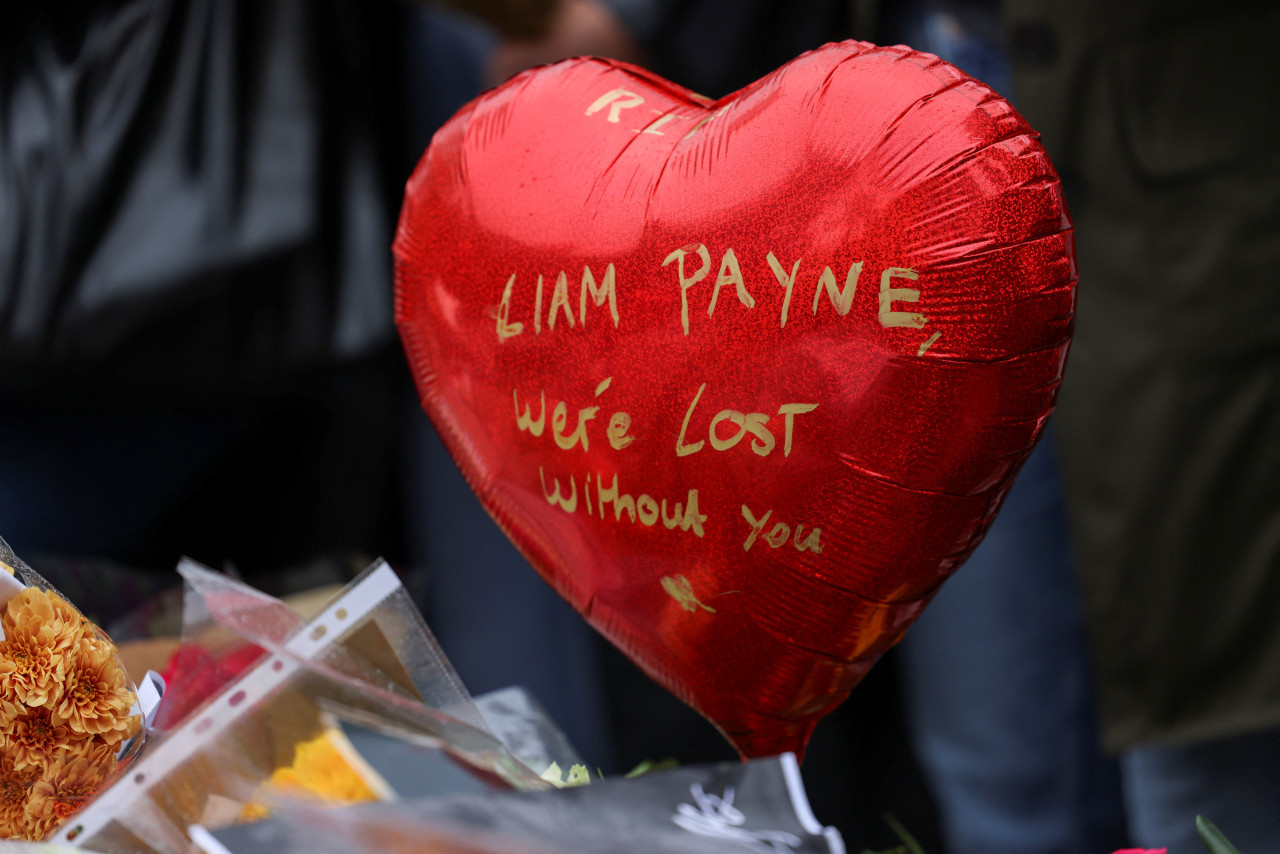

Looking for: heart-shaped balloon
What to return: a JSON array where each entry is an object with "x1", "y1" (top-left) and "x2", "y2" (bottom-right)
[{"x1": 395, "y1": 41, "x2": 1073, "y2": 759}]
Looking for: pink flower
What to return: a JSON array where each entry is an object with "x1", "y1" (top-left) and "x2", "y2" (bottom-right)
[{"x1": 1112, "y1": 849, "x2": 1167, "y2": 854}]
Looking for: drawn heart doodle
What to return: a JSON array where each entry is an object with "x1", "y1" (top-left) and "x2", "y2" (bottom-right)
[{"x1": 394, "y1": 42, "x2": 1074, "y2": 759}]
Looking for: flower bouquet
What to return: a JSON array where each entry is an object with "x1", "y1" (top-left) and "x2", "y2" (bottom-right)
[
  {"x1": 0, "y1": 536, "x2": 143, "y2": 841},
  {"x1": 58, "y1": 558, "x2": 544, "y2": 853}
]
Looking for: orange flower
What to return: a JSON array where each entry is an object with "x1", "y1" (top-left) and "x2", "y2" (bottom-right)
[
  {"x1": 64, "y1": 736, "x2": 118, "y2": 771},
  {"x1": 0, "y1": 697, "x2": 24, "y2": 731},
  {"x1": 20, "y1": 755, "x2": 109, "y2": 841},
  {"x1": 0, "y1": 589, "x2": 87, "y2": 710},
  {"x1": 2, "y1": 588, "x2": 84, "y2": 653},
  {"x1": 4, "y1": 707, "x2": 83, "y2": 772},
  {"x1": 51, "y1": 636, "x2": 137, "y2": 743},
  {"x1": 0, "y1": 748, "x2": 39, "y2": 837},
  {"x1": 93, "y1": 709, "x2": 140, "y2": 749},
  {"x1": 0, "y1": 639, "x2": 64, "y2": 710}
]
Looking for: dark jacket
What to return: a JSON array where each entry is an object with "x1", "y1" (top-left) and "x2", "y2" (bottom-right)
[
  {"x1": 0, "y1": 0, "x2": 402, "y2": 406},
  {"x1": 1002, "y1": 0, "x2": 1280, "y2": 749}
]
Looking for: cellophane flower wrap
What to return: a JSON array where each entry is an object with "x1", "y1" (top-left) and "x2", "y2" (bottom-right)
[
  {"x1": 0, "y1": 536, "x2": 143, "y2": 840},
  {"x1": 61, "y1": 558, "x2": 544, "y2": 854}
]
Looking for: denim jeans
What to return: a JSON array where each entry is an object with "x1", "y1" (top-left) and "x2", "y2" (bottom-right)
[
  {"x1": 1123, "y1": 730, "x2": 1280, "y2": 854},
  {"x1": 898, "y1": 432, "x2": 1129, "y2": 854}
]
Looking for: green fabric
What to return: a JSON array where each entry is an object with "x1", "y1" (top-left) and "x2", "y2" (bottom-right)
[{"x1": 1002, "y1": 0, "x2": 1280, "y2": 749}]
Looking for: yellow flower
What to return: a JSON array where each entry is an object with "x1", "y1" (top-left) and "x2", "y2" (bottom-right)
[
  {"x1": 4, "y1": 707, "x2": 84, "y2": 772},
  {"x1": 51, "y1": 636, "x2": 137, "y2": 741},
  {"x1": 20, "y1": 755, "x2": 109, "y2": 841},
  {"x1": 238, "y1": 800, "x2": 271, "y2": 823},
  {"x1": 0, "y1": 748, "x2": 39, "y2": 838},
  {"x1": 264, "y1": 730, "x2": 379, "y2": 805}
]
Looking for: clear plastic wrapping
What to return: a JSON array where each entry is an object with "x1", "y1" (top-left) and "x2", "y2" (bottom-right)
[
  {"x1": 195, "y1": 753, "x2": 845, "y2": 854},
  {"x1": 60, "y1": 559, "x2": 545, "y2": 854}
]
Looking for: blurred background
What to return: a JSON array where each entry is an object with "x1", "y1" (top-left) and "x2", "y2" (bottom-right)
[{"x1": 4, "y1": 2, "x2": 1278, "y2": 852}]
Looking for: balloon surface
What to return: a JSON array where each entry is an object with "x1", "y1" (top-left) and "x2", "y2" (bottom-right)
[{"x1": 395, "y1": 42, "x2": 1074, "y2": 759}]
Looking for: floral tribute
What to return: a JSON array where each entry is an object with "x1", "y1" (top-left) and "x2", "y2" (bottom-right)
[
  {"x1": 0, "y1": 587, "x2": 140, "y2": 840},
  {"x1": 261, "y1": 729, "x2": 381, "y2": 807}
]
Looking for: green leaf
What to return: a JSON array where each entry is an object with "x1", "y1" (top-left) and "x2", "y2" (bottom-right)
[
  {"x1": 1197, "y1": 815, "x2": 1243, "y2": 854},
  {"x1": 883, "y1": 814, "x2": 927, "y2": 854},
  {"x1": 624, "y1": 758, "x2": 679, "y2": 778},
  {"x1": 538, "y1": 762, "x2": 594, "y2": 788},
  {"x1": 564, "y1": 764, "x2": 592, "y2": 787},
  {"x1": 860, "y1": 814, "x2": 927, "y2": 854},
  {"x1": 539, "y1": 761, "x2": 565, "y2": 787}
]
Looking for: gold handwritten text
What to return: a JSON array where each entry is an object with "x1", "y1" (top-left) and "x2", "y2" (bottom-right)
[
  {"x1": 495, "y1": 264, "x2": 620, "y2": 341},
  {"x1": 661, "y1": 575, "x2": 716, "y2": 613},
  {"x1": 676, "y1": 383, "x2": 817, "y2": 459},
  {"x1": 514, "y1": 377, "x2": 632, "y2": 454},
  {"x1": 740, "y1": 505, "x2": 823, "y2": 554},
  {"x1": 585, "y1": 89, "x2": 727, "y2": 139},
  {"x1": 661, "y1": 243, "x2": 933, "y2": 344},
  {"x1": 538, "y1": 467, "x2": 708, "y2": 538}
]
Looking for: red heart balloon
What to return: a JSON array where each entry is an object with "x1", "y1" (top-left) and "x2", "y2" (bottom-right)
[{"x1": 395, "y1": 41, "x2": 1073, "y2": 759}]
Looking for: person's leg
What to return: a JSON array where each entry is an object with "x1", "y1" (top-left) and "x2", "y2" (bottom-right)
[
  {"x1": 396, "y1": 5, "x2": 615, "y2": 771},
  {"x1": 899, "y1": 433, "x2": 1128, "y2": 854},
  {"x1": 1122, "y1": 728, "x2": 1280, "y2": 854},
  {"x1": 403, "y1": 408, "x2": 615, "y2": 768},
  {"x1": 888, "y1": 9, "x2": 1125, "y2": 850}
]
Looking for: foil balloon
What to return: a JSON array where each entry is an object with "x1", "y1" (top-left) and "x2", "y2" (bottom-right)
[{"x1": 395, "y1": 42, "x2": 1074, "y2": 759}]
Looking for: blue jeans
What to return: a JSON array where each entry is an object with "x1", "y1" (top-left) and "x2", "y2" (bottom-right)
[
  {"x1": 403, "y1": 404, "x2": 615, "y2": 769},
  {"x1": 886, "y1": 7, "x2": 1128, "y2": 850},
  {"x1": 899, "y1": 430, "x2": 1280, "y2": 853},
  {"x1": 396, "y1": 5, "x2": 615, "y2": 771},
  {"x1": 897, "y1": 433, "x2": 1128, "y2": 854},
  {"x1": 1122, "y1": 730, "x2": 1280, "y2": 854}
]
